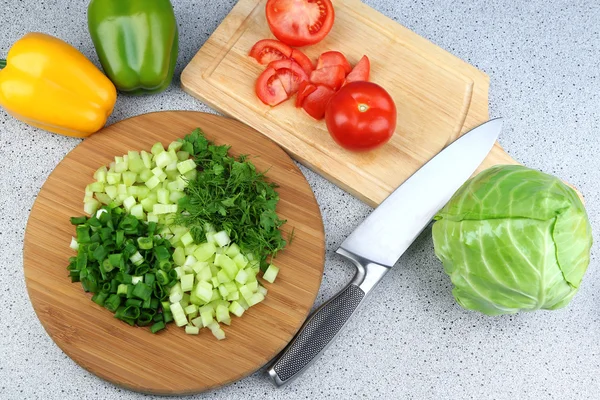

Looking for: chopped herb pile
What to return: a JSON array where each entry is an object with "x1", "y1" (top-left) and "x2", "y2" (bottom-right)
[
  {"x1": 176, "y1": 129, "x2": 289, "y2": 271},
  {"x1": 68, "y1": 206, "x2": 175, "y2": 333}
]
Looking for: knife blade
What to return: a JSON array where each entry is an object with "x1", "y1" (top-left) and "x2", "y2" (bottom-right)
[
  {"x1": 267, "y1": 118, "x2": 503, "y2": 386},
  {"x1": 340, "y1": 117, "x2": 504, "y2": 266}
]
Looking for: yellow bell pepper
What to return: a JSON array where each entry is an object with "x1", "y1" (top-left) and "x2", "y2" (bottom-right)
[{"x1": 0, "y1": 32, "x2": 117, "y2": 138}]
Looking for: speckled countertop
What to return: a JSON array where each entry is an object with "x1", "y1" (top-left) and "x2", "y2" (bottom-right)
[{"x1": 1, "y1": 1, "x2": 599, "y2": 399}]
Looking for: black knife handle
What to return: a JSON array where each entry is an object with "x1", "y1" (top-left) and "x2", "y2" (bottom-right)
[
  {"x1": 267, "y1": 250, "x2": 389, "y2": 386},
  {"x1": 268, "y1": 283, "x2": 365, "y2": 384}
]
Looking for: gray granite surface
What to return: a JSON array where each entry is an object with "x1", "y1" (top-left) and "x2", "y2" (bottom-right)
[{"x1": 1, "y1": 0, "x2": 599, "y2": 399}]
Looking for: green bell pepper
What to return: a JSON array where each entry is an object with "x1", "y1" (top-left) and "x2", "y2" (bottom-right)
[{"x1": 87, "y1": 0, "x2": 178, "y2": 95}]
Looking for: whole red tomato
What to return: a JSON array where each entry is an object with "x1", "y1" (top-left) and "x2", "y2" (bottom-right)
[{"x1": 325, "y1": 82, "x2": 397, "y2": 151}]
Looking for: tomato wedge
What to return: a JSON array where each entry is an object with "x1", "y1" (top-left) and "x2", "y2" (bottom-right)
[
  {"x1": 250, "y1": 39, "x2": 314, "y2": 75},
  {"x1": 255, "y1": 67, "x2": 289, "y2": 106},
  {"x1": 302, "y1": 84, "x2": 336, "y2": 120},
  {"x1": 291, "y1": 49, "x2": 315, "y2": 75},
  {"x1": 249, "y1": 39, "x2": 292, "y2": 64},
  {"x1": 316, "y1": 51, "x2": 352, "y2": 74},
  {"x1": 345, "y1": 55, "x2": 370, "y2": 83},
  {"x1": 266, "y1": 0, "x2": 335, "y2": 47},
  {"x1": 267, "y1": 59, "x2": 309, "y2": 95},
  {"x1": 295, "y1": 81, "x2": 317, "y2": 108},
  {"x1": 309, "y1": 65, "x2": 346, "y2": 90}
]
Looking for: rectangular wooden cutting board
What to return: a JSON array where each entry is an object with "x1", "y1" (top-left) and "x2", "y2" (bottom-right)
[{"x1": 181, "y1": 0, "x2": 518, "y2": 207}]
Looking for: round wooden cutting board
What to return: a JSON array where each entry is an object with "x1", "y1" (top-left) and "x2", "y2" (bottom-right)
[{"x1": 23, "y1": 111, "x2": 325, "y2": 395}]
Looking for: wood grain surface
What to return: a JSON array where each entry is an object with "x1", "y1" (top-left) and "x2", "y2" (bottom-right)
[
  {"x1": 23, "y1": 111, "x2": 325, "y2": 395},
  {"x1": 181, "y1": 0, "x2": 519, "y2": 208}
]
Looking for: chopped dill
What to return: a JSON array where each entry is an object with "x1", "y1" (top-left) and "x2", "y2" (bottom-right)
[{"x1": 175, "y1": 128, "x2": 289, "y2": 271}]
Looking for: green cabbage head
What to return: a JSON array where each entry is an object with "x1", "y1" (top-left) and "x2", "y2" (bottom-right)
[{"x1": 432, "y1": 165, "x2": 592, "y2": 316}]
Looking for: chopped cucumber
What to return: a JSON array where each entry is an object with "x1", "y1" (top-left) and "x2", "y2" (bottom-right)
[
  {"x1": 170, "y1": 302, "x2": 187, "y2": 327},
  {"x1": 180, "y1": 274, "x2": 194, "y2": 292},
  {"x1": 235, "y1": 269, "x2": 249, "y2": 284},
  {"x1": 180, "y1": 232, "x2": 194, "y2": 247},
  {"x1": 190, "y1": 316, "x2": 203, "y2": 327},
  {"x1": 247, "y1": 292, "x2": 265, "y2": 307},
  {"x1": 233, "y1": 253, "x2": 248, "y2": 269},
  {"x1": 213, "y1": 230, "x2": 231, "y2": 247},
  {"x1": 193, "y1": 242, "x2": 216, "y2": 262},
  {"x1": 263, "y1": 264, "x2": 280, "y2": 283},
  {"x1": 168, "y1": 140, "x2": 183, "y2": 151},
  {"x1": 207, "y1": 321, "x2": 226, "y2": 340},
  {"x1": 200, "y1": 310, "x2": 214, "y2": 327},
  {"x1": 94, "y1": 166, "x2": 108, "y2": 183},
  {"x1": 185, "y1": 325, "x2": 200, "y2": 335},
  {"x1": 196, "y1": 266, "x2": 212, "y2": 282},
  {"x1": 151, "y1": 142, "x2": 164, "y2": 155}
]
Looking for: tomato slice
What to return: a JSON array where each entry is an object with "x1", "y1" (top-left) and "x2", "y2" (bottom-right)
[
  {"x1": 316, "y1": 51, "x2": 352, "y2": 74},
  {"x1": 345, "y1": 55, "x2": 370, "y2": 83},
  {"x1": 296, "y1": 81, "x2": 317, "y2": 107},
  {"x1": 302, "y1": 84, "x2": 336, "y2": 120},
  {"x1": 267, "y1": 59, "x2": 309, "y2": 95},
  {"x1": 309, "y1": 65, "x2": 346, "y2": 90},
  {"x1": 249, "y1": 39, "x2": 292, "y2": 64},
  {"x1": 266, "y1": 0, "x2": 335, "y2": 47},
  {"x1": 255, "y1": 67, "x2": 289, "y2": 106},
  {"x1": 291, "y1": 49, "x2": 315, "y2": 75}
]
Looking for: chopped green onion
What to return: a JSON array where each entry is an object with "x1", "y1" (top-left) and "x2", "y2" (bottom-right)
[
  {"x1": 104, "y1": 294, "x2": 121, "y2": 312},
  {"x1": 132, "y1": 282, "x2": 152, "y2": 301},
  {"x1": 137, "y1": 237, "x2": 153, "y2": 250},
  {"x1": 131, "y1": 276, "x2": 143, "y2": 285},
  {"x1": 144, "y1": 273, "x2": 156, "y2": 286},
  {"x1": 150, "y1": 321, "x2": 166, "y2": 334},
  {"x1": 163, "y1": 311, "x2": 174, "y2": 323},
  {"x1": 70, "y1": 216, "x2": 87, "y2": 225},
  {"x1": 154, "y1": 245, "x2": 171, "y2": 261},
  {"x1": 153, "y1": 313, "x2": 164, "y2": 322},
  {"x1": 156, "y1": 270, "x2": 169, "y2": 285},
  {"x1": 91, "y1": 291, "x2": 109, "y2": 306},
  {"x1": 117, "y1": 284, "x2": 129, "y2": 296},
  {"x1": 125, "y1": 298, "x2": 143, "y2": 307},
  {"x1": 129, "y1": 251, "x2": 143, "y2": 266}
]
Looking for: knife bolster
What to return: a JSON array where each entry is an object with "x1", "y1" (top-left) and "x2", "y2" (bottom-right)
[{"x1": 336, "y1": 248, "x2": 390, "y2": 295}]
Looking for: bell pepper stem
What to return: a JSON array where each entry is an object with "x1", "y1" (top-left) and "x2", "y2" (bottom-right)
[{"x1": 0, "y1": 59, "x2": 6, "y2": 69}]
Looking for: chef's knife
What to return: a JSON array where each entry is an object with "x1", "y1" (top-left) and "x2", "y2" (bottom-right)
[{"x1": 267, "y1": 118, "x2": 504, "y2": 386}]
